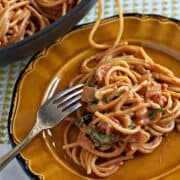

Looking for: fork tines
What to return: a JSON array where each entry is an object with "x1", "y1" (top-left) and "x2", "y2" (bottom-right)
[{"x1": 52, "y1": 84, "x2": 84, "y2": 111}]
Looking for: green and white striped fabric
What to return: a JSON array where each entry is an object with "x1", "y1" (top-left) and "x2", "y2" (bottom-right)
[{"x1": 0, "y1": 0, "x2": 179, "y2": 144}]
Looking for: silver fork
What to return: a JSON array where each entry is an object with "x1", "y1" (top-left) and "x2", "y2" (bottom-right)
[{"x1": 0, "y1": 83, "x2": 84, "y2": 171}]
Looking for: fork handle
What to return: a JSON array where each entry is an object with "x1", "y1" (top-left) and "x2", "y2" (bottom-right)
[{"x1": 0, "y1": 124, "x2": 41, "y2": 171}]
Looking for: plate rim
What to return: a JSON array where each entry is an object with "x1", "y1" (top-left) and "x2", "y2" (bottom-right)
[{"x1": 7, "y1": 13, "x2": 180, "y2": 180}]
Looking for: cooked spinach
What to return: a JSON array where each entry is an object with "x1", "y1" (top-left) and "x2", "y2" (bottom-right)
[
  {"x1": 148, "y1": 108, "x2": 166, "y2": 119},
  {"x1": 75, "y1": 113, "x2": 93, "y2": 127},
  {"x1": 87, "y1": 127, "x2": 116, "y2": 147}
]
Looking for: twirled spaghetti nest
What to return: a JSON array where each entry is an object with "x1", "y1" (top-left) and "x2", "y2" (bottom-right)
[{"x1": 62, "y1": 0, "x2": 180, "y2": 177}]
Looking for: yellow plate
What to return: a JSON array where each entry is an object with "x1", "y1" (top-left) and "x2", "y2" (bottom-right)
[{"x1": 9, "y1": 14, "x2": 180, "y2": 180}]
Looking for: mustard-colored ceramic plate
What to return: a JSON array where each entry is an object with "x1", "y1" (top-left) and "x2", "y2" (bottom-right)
[{"x1": 8, "y1": 14, "x2": 180, "y2": 180}]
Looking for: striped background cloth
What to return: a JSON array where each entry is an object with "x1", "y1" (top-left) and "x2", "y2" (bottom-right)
[{"x1": 0, "y1": 0, "x2": 179, "y2": 144}]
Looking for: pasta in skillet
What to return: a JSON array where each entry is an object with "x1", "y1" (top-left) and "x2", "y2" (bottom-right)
[{"x1": 0, "y1": 0, "x2": 81, "y2": 47}]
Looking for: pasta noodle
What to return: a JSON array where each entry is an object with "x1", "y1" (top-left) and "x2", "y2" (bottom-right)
[
  {"x1": 62, "y1": 0, "x2": 180, "y2": 178},
  {"x1": 0, "y1": 0, "x2": 80, "y2": 47}
]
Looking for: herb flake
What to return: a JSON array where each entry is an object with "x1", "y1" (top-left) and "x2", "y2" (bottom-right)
[
  {"x1": 102, "y1": 95, "x2": 108, "y2": 103},
  {"x1": 87, "y1": 127, "x2": 116, "y2": 147},
  {"x1": 148, "y1": 108, "x2": 166, "y2": 119},
  {"x1": 112, "y1": 92, "x2": 122, "y2": 100},
  {"x1": 128, "y1": 121, "x2": 136, "y2": 129},
  {"x1": 88, "y1": 98, "x2": 99, "y2": 105},
  {"x1": 75, "y1": 114, "x2": 92, "y2": 127},
  {"x1": 86, "y1": 81, "x2": 96, "y2": 87}
]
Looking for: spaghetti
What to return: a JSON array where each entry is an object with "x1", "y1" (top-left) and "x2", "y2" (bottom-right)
[
  {"x1": 62, "y1": 0, "x2": 180, "y2": 178},
  {"x1": 0, "y1": 0, "x2": 80, "y2": 47}
]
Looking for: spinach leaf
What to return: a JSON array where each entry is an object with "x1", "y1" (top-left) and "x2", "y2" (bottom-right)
[
  {"x1": 148, "y1": 108, "x2": 166, "y2": 119},
  {"x1": 87, "y1": 127, "x2": 116, "y2": 147},
  {"x1": 75, "y1": 113, "x2": 92, "y2": 127}
]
